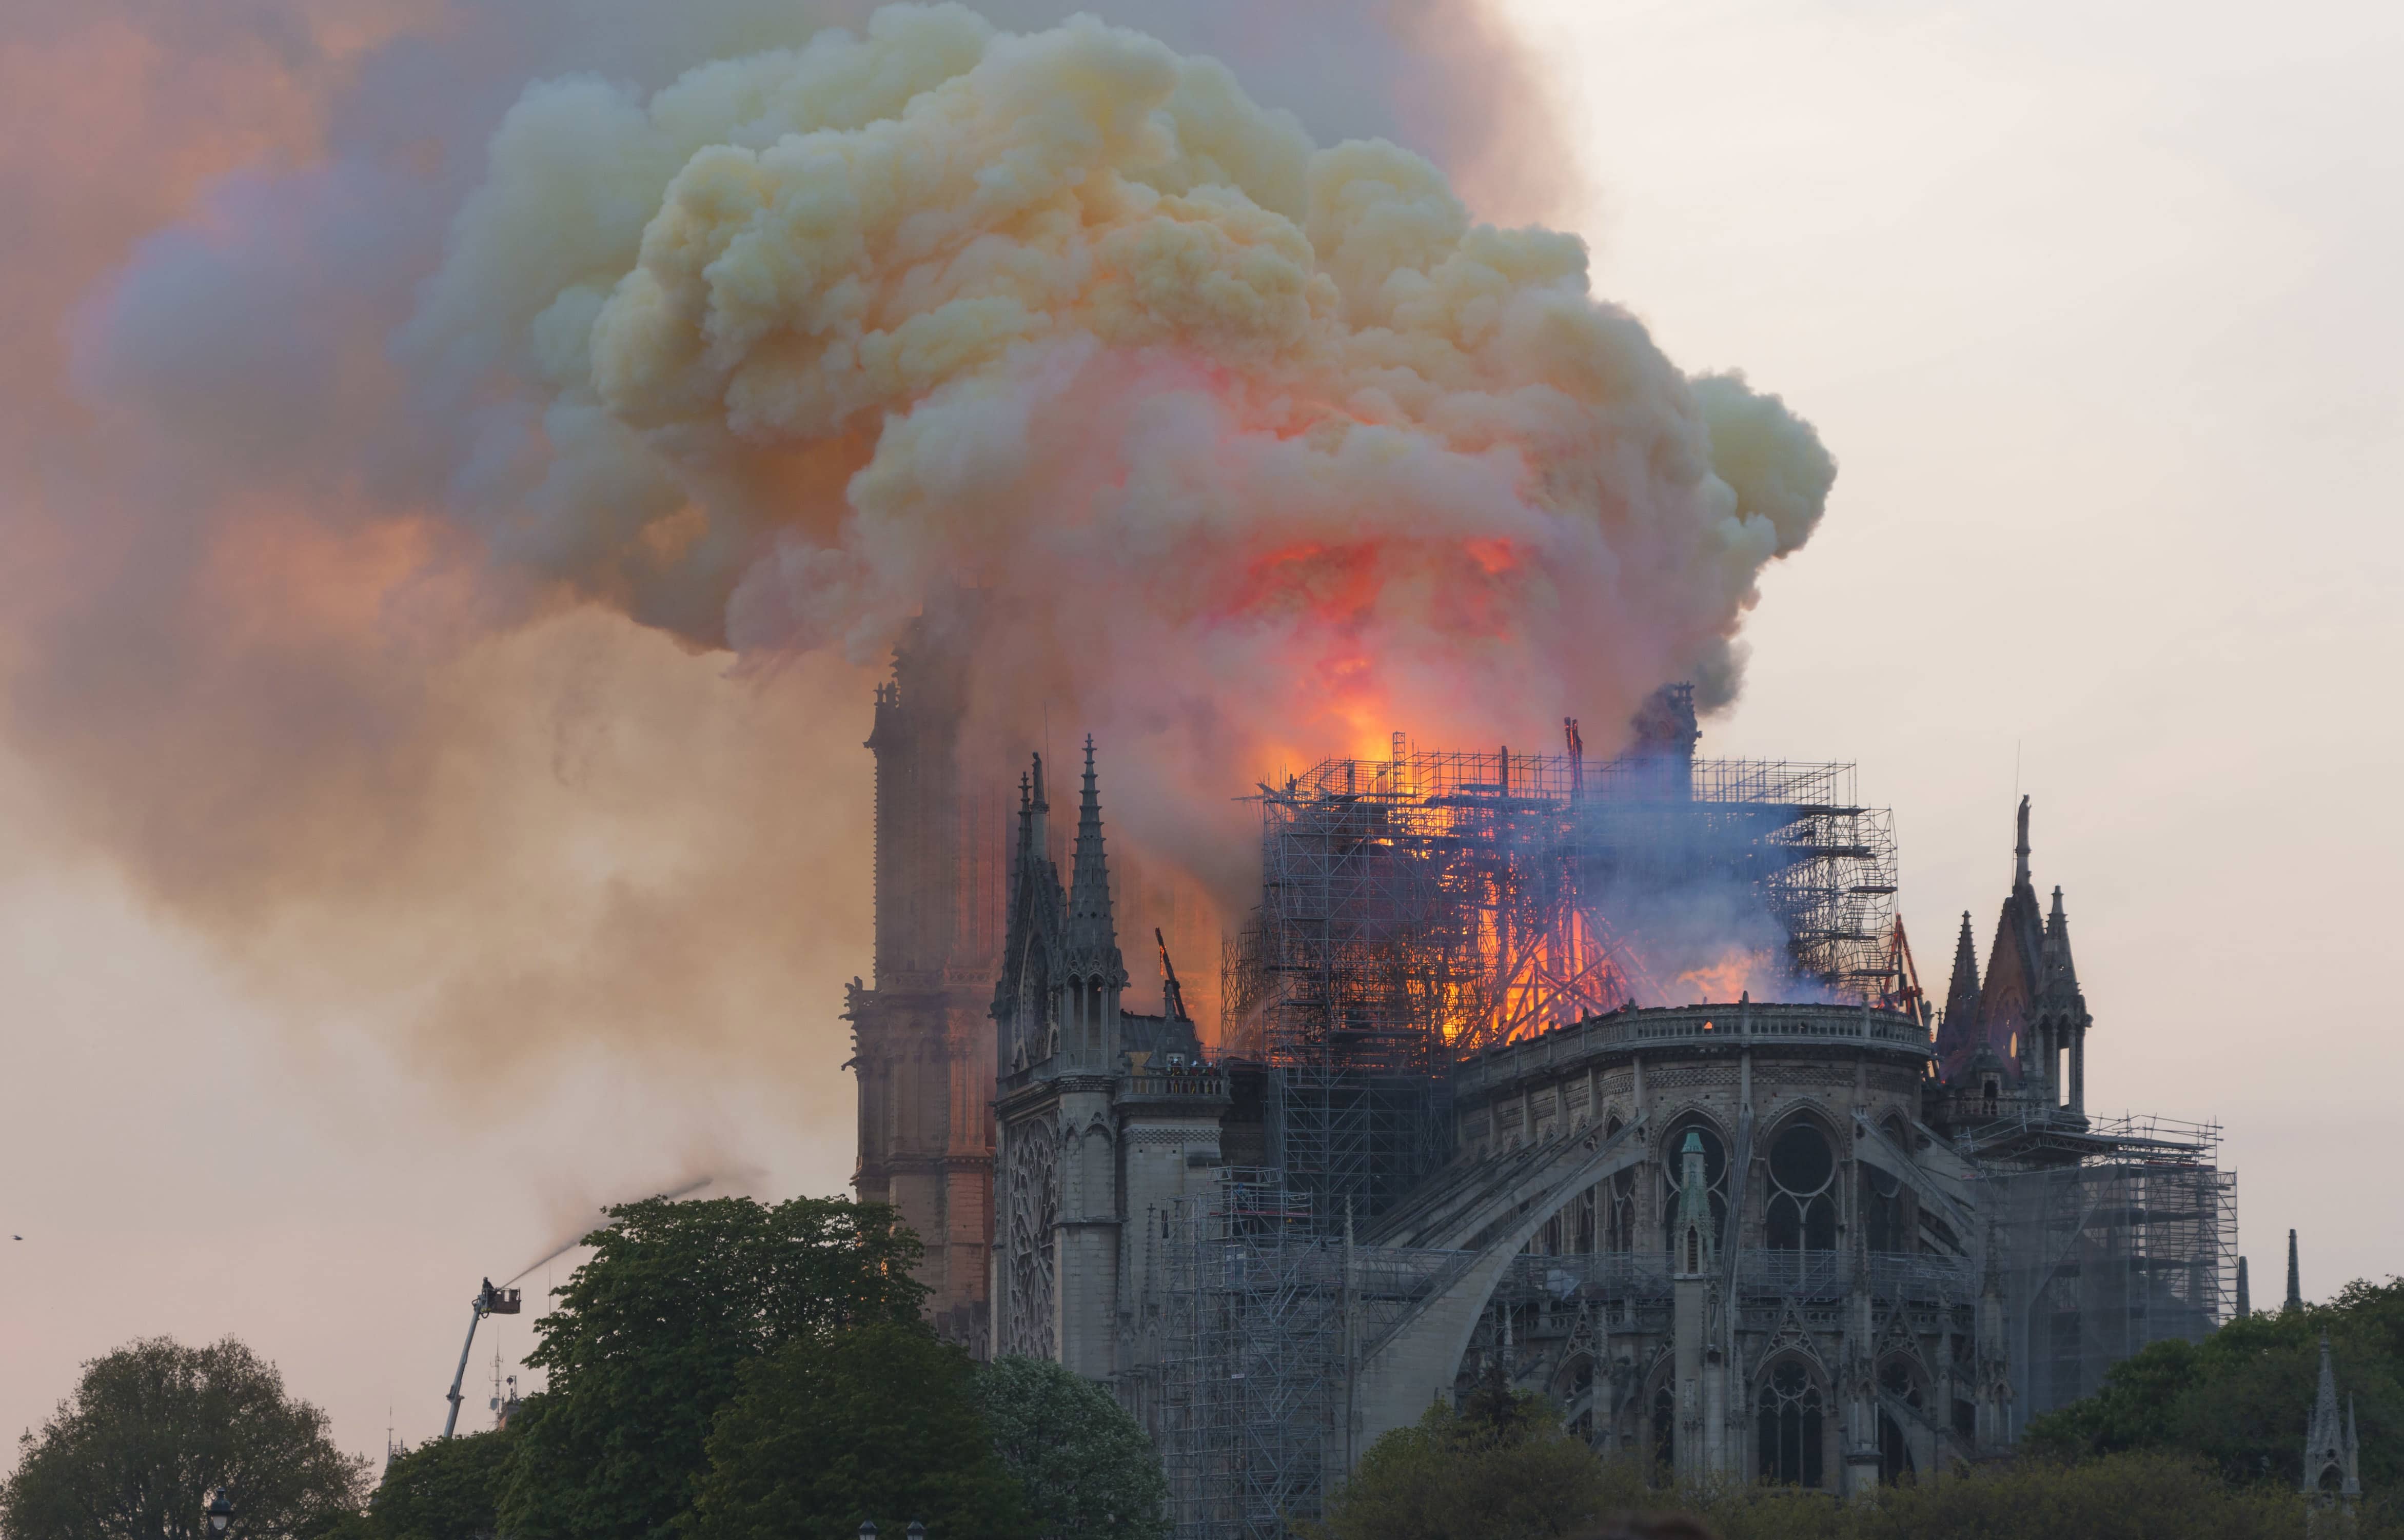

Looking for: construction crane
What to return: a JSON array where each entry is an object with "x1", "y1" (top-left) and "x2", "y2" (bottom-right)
[
  {"x1": 442, "y1": 1278, "x2": 521, "y2": 1438},
  {"x1": 1155, "y1": 927, "x2": 1188, "y2": 1021}
]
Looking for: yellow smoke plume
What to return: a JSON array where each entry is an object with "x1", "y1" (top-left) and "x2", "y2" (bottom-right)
[
  {"x1": 407, "y1": 4, "x2": 1834, "y2": 899},
  {"x1": 4, "y1": 0, "x2": 1830, "y2": 1087}
]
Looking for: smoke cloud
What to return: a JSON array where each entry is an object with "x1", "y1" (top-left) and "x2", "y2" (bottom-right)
[{"x1": 0, "y1": 0, "x2": 1830, "y2": 1084}]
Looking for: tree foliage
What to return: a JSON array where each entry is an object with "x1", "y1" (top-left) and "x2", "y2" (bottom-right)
[
  {"x1": 495, "y1": 1194, "x2": 927, "y2": 1540},
  {"x1": 0, "y1": 1337, "x2": 366, "y2": 1540},
  {"x1": 1319, "y1": 1376, "x2": 2392, "y2": 1540},
  {"x1": 1316, "y1": 1370, "x2": 1615, "y2": 1540},
  {"x1": 359, "y1": 1429, "x2": 514, "y2": 1540},
  {"x1": 2024, "y1": 1276, "x2": 2403, "y2": 1489},
  {"x1": 685, "y1": 1324, "x2": 1028, "y2": 1540},
  {"x1": 973, "y1": 1357, "x2": 1169, "y2": 1540},
  {"x1": 1660, "y1": 1451, "x2": 2350, "y2": 1540}
]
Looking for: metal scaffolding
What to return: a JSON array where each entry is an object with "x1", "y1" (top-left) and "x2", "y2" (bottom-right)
[
  {"x1": 1152, "y1": 1172, "x2": 1340, "y2": 1540},
  {"x1": 1219, "y1": 734, "x2": 1898, "y2": 1225},
  {"x1": 1147, "y1": 1170, "x2": 1502, "y2": 1540},
  {"x1": 1981, "y1": 1116, "x2": 2237, "y2": 1431}
]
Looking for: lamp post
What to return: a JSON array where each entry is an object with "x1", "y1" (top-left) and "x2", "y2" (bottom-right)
[{"x1": 205, "y1": 1488, "x2": 232, "y2": 1538}]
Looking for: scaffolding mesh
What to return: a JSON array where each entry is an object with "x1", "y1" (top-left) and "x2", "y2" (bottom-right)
[
  {"x1": 1153, "y1": 1172, "x2": 1340, "y2": 1540},
  {"x1": 1147, "y1": 1170, "x2": 1503, "y2": 1540},
  {"x1": 1219, "y1": 738, "x2": 1898, "y2": 1225},
  {"x1": 1982, "y1": 1116, "x2": 2237, "y2": 1431}
]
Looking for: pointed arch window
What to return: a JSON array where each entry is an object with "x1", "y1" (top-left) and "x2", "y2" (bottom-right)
[
  {"x1": 1756, "y1": 1360, "x2": 1824, "y2": 1488},
  {"x1": 1604, "y1": 1115, "x2": 1637, "y2": 1252},
  {"x1": 1766, "y1": 1121, "x2": 1838, "y2": 1252},
  {"x1": 1660, "y1": 1116, "x2": 1727, "y2": 1254},
  {"x1": 1862, "y1": 1161, "x2": 1907, "y2": 1254},
  {"x1": 1878, "y1": 1359, "x2": 1921, "y2": 1485}
]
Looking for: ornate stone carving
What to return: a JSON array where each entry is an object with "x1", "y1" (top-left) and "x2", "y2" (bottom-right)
[{"x1": 1002, "y1": 1117, "x2": 1059, "y2": 1358}]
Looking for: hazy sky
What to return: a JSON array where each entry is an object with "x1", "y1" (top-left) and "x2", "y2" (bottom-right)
[{"x1": 3, "y1": 0, "x2": 2398, "y2": 1467}]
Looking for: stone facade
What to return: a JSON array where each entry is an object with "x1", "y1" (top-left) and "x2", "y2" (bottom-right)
[
  {"x1": 850, "y1": 651, "x2": 2225, "y2": 1517},
  {"x1": 989, "y1": 742, "x2": 1229, "y2": 1375},
  {"x1": 1414, "y1": 1000, "x2": 2000, "y2": 1491},
  {"x1": 848, "y1": 608, "x2": 1005, "y2": 1348}
]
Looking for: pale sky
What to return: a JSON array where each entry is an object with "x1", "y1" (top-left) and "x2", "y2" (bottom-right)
[{"x1": 3, "y1": 0, "x2": 2398, "y2": 1467}]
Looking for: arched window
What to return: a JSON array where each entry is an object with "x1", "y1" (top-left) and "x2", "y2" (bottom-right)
[
  {"x1": 1660, "y1": 1116, "x2": 1728, "y2": 1254},
  {"x1": 1878, "y1": 1360, "x2": 1921, "y2": 1485},
  {"x1": 1862, "y1": 1165, "x2": 1906, "y2": 1253},
  {"x1": 1756, "y1": 1360, "x2": 1824, "y2": 1488},
  {"x1": 1651, "y1": 1381, "x2": 1676, "y2": 1477},
  {"x1": 1604, "y1": 1116, "x2": 1637, "y2": 1253},
  {"x1": 1765, "y1": 1121, "x2": 1838, "y2": 1252}
]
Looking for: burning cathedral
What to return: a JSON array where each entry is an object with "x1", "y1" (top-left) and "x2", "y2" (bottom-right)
[{"x1": 846, "y1": 619, "x2": 2235, "y2": 1534}]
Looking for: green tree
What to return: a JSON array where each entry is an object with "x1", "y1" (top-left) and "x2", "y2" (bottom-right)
[
  {"x1": 496, "y1": 1194, "x2": 927, "y2": 1540},
  {"x1": 686, "y1": 1324, "x2": 1028, "y2": 1540},
  {"x1": 2025, "y1": 1276, "x2": 2403, "y2": 1489},
  {"x1": 1683, "y1": 1451, "x2": 2323, "y2": 1540},
  {"x1": 363, "y1": 1429, "x2": 514, "y2": 1540},
  {"x1": 0, "y1": 1337, "x2": 367, "y2": 1540},
  {"x1": 973, "y1": 1357, "x2": 1169, "y2": 1539},
  {"x1": 1316, "y1": 1369, "x2": 1613, "y2": 1540}
]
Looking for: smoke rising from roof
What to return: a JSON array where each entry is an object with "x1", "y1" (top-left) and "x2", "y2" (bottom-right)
[{"x1": 0, "y1": 0, "x2": 1831, "y2": 1087}]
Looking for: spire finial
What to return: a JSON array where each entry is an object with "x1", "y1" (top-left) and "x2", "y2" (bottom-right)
[
  {"x1": 1026, "y1": 752, "x2": 1050, "y2": 863},
  {"x1": 1939, "y1": 910, "x2": 1982, "y2": 1061},
  {"x1": 1063, "y1": 735, "x2": 1124, "y2": 979},
  {"x1": 2288, "y1": 1228, "x2": 2303, "y2": 1311},
  {"x1": 2014, "y1": 795, "x2": 2032, "y2": 889}
]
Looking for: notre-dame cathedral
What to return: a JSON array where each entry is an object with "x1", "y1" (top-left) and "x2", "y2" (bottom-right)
[{"x1": 848, "y1": 617, "x2": 2234, "y2": 1528}]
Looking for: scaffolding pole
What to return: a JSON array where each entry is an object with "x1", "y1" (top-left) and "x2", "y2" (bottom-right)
[{"x1": 1982, "y1": 1116, "x2": 2236, "y2": 1431}]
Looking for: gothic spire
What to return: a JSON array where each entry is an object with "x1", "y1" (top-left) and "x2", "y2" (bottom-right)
[
  {"x1": 1670, "y1": 1130, "x2": 1716, "y2": 1275},
  {"x1": 2288, "y1": 1229, "x2": 2304, "y2": 1311},
  {"x1": 2042, "y1": 884, "x2": 2082, "y2": 997},
  {"x1": 2304, "y1": 1335, "x2": 2350, "y2": 1496},
  {"x1": 1064, "y1": 736, "x2": 1125, "y2": 980},
  {"x1": 1029, "y1": 751, "x2": 1050, "y2": 859},
  {"x1": 2014, "y1": 795, "x2": 2032, "y2": 891},
  {"x1": 1945, "y1": 910, "x2": 1982, "y2": 1028}
]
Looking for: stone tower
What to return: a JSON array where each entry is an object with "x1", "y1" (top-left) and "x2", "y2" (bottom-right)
[
  {"x1": 989, "y1": 740, "x2": 1228, "y2": 1374},
  {"x1": 848, "y1": 601, "x2": 1008, "y2": 1349}
]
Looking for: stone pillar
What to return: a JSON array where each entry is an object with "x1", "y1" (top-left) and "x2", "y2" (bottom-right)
[
  {"x1": 1843, "y1": 1253, "x2": 1880, "y2": 1495},
  {"x1": 1673, "y1": 1272, "x2": 1707, "y2": 1482},
  {"x1": 1054, "y1": 1090, "x2": 1121, "y2": 1380}
]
